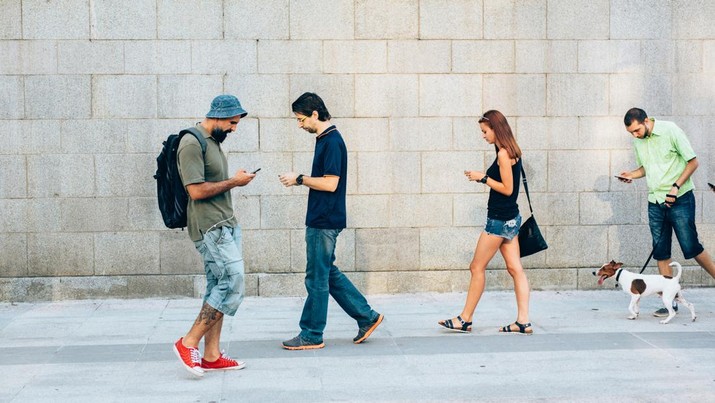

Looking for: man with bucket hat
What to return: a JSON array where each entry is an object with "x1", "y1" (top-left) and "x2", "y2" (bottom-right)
[{"x1": 172, "y1": 94, "x2": 256, "y2": 377}]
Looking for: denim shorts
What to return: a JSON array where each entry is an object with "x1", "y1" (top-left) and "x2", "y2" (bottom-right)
[
  {"x1": 648, "y1": 190, "x2": 704, "y2": 260},
  {"x1": 484, "y1": 214, "x2": 522, "y2": 240},
  {"x1": 194, "y1": 225, "x2": 246, "y2": 316}
]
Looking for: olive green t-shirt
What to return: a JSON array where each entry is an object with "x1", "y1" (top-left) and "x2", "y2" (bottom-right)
[
  {"x1": 177, "y1": 124, "x2": 237, "y2": 241},
  {"x1": 633, "y1": 118, "x2": 696, "y2": 204}
]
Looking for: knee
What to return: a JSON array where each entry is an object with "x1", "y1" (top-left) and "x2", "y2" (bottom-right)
[
  {"x1": 469, "y1": 262, "x2": 485, "y2": 276},
  {"x1": 505, "y1": 264, "x2": 525, "y2": 277},
  {"x1": 305, "y1": 277, "x2": 329, "y2": 293}
]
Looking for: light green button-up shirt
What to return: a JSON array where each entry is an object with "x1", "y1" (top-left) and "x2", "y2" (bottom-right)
[{"x1": 633, "y1": 119, "x2": 696, "y2": 204}]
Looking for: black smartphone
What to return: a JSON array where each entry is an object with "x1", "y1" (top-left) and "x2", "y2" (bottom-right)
[
  {"x1": 614, "y1": 175, "x2": 630, "y2": 182},
  {"x1": 252, "y1": 168, "x2": 261, "y2": 174},
  {"x1": 708, "y1": 182, "x2": 715, "y2": 192}
]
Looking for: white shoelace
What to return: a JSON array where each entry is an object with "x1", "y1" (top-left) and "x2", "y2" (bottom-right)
[
  {"x1": 189, "y1": 347, "x2": 202, "y2": 364},
  {"x1": 218, "y1": 350, "x2": 236, "y2": 363}
]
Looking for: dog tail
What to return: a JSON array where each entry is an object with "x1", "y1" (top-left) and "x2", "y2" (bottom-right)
[{"x1": 669, "y1": 262, "x2": 683, "y2": 280}]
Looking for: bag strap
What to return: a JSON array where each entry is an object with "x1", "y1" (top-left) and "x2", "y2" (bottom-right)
[
  {"x1": 520, "y1": 161, "x2": 534, "y2": 215},
  {"x1": 179, "y1": 127, "x2": 208, "y2": 155}
]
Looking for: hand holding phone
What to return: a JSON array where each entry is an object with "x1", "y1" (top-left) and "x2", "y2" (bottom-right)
[
  {"x1": 251, "y1": 168, "x2": 261, "y2": 174},
  {"x1": 614, "y1": 175, "x2": 632, "y2": 183}
]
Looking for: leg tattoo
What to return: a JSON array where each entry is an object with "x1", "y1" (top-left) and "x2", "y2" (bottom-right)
[{"x1": 194, "y1": 303, "x2": 224, "y2": 327}]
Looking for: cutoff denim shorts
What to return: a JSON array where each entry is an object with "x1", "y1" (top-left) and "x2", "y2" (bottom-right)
[
  {"x1": 484, "y1": 214, "x2": 522, "y2": 240},
  {"x1": 194, "y1": 225, "x2": 246, "y2": 316}
]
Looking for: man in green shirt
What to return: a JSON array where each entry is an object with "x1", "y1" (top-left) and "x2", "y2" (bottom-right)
[
  {"x1": 173, "y1": 95, "x2": 256, "y2": 377},
  {"x1": 619, "y1": 107, "x2": 715, "y2": 316}
]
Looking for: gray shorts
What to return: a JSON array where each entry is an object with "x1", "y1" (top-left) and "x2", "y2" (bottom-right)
[{"x1": 194, "y1": 225, "x2": 245, "y2": 316}]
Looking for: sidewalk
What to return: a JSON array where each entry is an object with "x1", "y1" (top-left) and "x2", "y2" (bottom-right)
[{"x1": 2, "y1": 288, "x2": 714, "y2": 402}]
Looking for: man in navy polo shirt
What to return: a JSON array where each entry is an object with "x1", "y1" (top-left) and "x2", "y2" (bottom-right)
[{"x1": 279, "y1": 92, "x2": 383, "y2": 350}]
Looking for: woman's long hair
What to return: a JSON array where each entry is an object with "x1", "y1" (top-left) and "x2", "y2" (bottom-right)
[{"x1": 478, "y1": 110, "x2": 522, "y2": 159}]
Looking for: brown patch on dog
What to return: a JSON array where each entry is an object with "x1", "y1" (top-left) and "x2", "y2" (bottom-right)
[
  {"x1": 631, "y1": 279, "x2": 647, "y2": 294},
  {"x1": 663, "y1": 275, "x2": 673, "y2": 279}
]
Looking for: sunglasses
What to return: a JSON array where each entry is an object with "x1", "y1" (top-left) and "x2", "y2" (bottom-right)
[{"x1": 478, "y1": 115, "x2": 490, "y2": 123}]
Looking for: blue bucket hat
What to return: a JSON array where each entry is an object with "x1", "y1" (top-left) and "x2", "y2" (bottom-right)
[{"x1": 206, "y1": 94, "x2": 248, "y2": 119}]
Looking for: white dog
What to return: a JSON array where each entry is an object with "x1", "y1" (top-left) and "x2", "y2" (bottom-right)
[{"x1": 593, "y1": 260, "x2": 696, "y2": 324}]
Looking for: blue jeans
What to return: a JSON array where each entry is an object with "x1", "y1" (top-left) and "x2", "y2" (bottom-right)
[
  {"x1": 648, "y1": 190, "x2": 704, "y2": 260},
  {"x1": 194, "y1": 225, "x2": 246, "y2": 316},
  {"x1": 299, "y1": 227, "x2": 378, "y2": 343}
]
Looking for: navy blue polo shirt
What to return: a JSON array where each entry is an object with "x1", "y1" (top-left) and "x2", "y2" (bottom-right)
[{"x1": 306, "y1": 125, "x2": 347, "y2": 229}]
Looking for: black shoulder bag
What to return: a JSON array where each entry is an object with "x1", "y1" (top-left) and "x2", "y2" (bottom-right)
[{"x1": 518, "y1": 163, "x2": 548, "y2": 257}]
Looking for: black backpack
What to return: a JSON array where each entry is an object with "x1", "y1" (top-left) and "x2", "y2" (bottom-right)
[{"x1": 154, "y1": 127, "x2": 207, "y2": 229}]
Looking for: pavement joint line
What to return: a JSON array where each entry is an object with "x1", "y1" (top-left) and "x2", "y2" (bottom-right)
[{"x1": 2, "y1": 331, "x2": 715, "y2": 365}]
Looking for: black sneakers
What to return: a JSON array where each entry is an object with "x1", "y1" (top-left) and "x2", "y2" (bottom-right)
[
  {"x1": 282, "y1": 335, "x2": 325, "y2": 350},
  {"x1": 283, "y1": 313, "x2": 384, "y2": 349},
  {"x1": 353, "y1": 313, "x2": 384, "y2": 344},
  {"x1": 653, "y1": 304, "x2": 678, "y2": 317}
]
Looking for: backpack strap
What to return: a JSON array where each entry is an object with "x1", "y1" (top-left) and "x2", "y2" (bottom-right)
[{"x1": 179, "y1": 127, "x2": 208, "y2": 155}]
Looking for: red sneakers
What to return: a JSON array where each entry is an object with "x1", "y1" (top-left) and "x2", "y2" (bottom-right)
[
  {"x1": 173, "y1": 338, "x2": 204, "y2": 377},
  {"x1": 201, "y1": 351, "x2": 246, "y2": 371}
]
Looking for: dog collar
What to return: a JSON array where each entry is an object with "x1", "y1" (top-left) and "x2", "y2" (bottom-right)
[{"x1": 615, "y1": 268, "x2": 623, "y2": 284}]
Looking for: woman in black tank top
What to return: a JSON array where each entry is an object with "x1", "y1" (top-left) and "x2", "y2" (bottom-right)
[{"x1": 439, "y1": 110, "x2": 533, "y2": 335}]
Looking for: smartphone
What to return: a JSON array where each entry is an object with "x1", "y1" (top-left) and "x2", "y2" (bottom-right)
[
  {"x1": 251, "y1": 168, "x2": 261, "y2": 174},
  {"x1": 614, "y1": 175, "x2": 630, "y2": 181},
  {"x1": 708, "y1": 182, "x2": 715, "y2": 192}
]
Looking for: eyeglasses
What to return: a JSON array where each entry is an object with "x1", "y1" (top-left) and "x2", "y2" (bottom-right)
[{"x1": 296, "y1": 116, "x2": 308, "y2": 123}]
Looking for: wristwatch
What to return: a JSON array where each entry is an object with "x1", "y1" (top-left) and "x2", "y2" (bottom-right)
[
  {"x1": 479, "y1": 175, "x2": 489, "y2": 184},
  {"x1": 296, "y1": 174, "x2": 304, "y2": 185}
]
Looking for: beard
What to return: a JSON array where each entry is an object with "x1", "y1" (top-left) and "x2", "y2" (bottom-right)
[{"x1": 211, "y1": 127, "x2": 231, "y2": 143}]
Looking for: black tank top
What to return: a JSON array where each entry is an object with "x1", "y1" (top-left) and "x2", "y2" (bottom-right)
[{"x1": 486, "y1": 156, "x2": 521, "y2": 220}]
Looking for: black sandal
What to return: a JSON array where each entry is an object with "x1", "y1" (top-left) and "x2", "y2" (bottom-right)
[
  {"x1": 438, "y1": 315, "x2": 472, "y2": 333},
  {"x1": 499, "y1": 321, "x2": 533, "y2": 335}
]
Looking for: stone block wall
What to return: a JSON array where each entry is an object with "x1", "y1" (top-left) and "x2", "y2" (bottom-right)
[{"x1": 1, "y1": 0, "x2": 714, "y2": 301}]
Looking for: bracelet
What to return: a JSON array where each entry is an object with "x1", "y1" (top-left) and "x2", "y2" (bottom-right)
[{"x1": 672, "y1": 183, "x2": 680, "y2": 189}]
